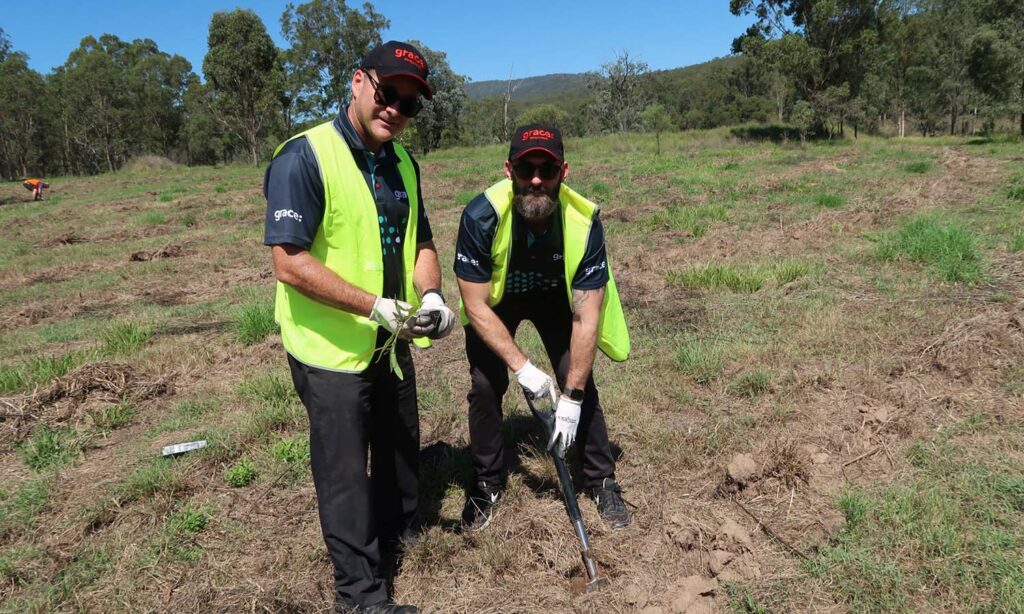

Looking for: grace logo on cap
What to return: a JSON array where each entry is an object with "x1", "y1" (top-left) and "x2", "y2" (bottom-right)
[
  {"x1": 394, "y1": 49, "x2": 425, "y2": 70},
  {"x1": 522, "y1": 129, "x2": 555, "y2": 141}
]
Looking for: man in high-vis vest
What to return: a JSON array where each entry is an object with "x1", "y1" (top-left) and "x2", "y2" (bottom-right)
[
  {"x1": 455, "y1": 125, "x2": 631, "y2": 532},
  {"x1": 263, "y1": 41, "x2": 453, "y2": 614}
]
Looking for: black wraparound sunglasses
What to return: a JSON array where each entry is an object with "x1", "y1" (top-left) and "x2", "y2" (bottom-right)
[
  {"x1": 363, "y1": 70, "x2": 424, "y2": 118},
  {"x1": 511, "y1": 159, "x2": 563, "y2": 181}
]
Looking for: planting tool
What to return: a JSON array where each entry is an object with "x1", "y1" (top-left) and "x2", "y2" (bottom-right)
[{"x1": 523, "y1": 390, "x2": 609, "y2": 593}]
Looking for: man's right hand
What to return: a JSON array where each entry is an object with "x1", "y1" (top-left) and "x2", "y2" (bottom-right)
[
  {"x1": 370, "y1": 297, "x2": 414, "y2": 336},
  {"x1": 514, "y1": 360, "x2": 557, "y2": 406}
]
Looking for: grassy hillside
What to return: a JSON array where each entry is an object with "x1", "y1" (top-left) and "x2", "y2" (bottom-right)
[{"x1": 1, "y1": 131, "x2": 1023, "y2": 613}]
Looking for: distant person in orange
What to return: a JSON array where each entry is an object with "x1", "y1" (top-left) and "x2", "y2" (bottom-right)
[{"x1": 22, "y1": 178, "x2": 49, "y2": 201}]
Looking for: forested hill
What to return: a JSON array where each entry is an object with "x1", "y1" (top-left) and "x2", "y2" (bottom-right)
[
  {"x1": 464, "y1": 56, "x2": 740, "y2": 103},
  {"x1": 464, "y1": 73, "x2": 591, "y2": 101}
]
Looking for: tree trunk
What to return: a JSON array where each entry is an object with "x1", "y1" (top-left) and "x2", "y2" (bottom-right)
[
  {"x1": 950, "y1": 104, "x2": 957, "y2": 136},
  {"x1": 899, "y1": 108, "x2": 905, "y2": 138}
]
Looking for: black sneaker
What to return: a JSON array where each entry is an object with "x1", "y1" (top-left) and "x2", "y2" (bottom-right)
[
  {"x1": 588, "y1": 478, "x2": 631, "y2": 529},
  {"x1": 460, "y1": 481, "x2": 503, "y2": 531}
]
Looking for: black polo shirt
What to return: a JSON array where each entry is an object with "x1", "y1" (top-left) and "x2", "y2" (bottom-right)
[
  {"x1": 454, "y1": 192, "x2": 609, "y2": 298},
  {"x1": 263, "y1": 109, "x2": 432, "y2": 301}
]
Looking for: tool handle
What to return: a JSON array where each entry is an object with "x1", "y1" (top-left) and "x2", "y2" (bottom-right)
[{"x1": 524, "y1": 391, "x2": 581, "y2": 523}]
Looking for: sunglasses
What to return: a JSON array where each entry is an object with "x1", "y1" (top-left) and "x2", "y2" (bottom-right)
[
  {"x1": 511, "y1": 159, "x2": 563, "y2": 181},
  {"x1": 363, "y1": 70, "x2": 423, "y2": 118}
]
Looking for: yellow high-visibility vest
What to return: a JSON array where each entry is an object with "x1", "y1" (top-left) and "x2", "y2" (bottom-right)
[
  {"x1": 460, "y1": 179, "x2": 630, "y2": 361},
  {"x1": 273, "y1": 120, "x2": 429, "y2": 372}
]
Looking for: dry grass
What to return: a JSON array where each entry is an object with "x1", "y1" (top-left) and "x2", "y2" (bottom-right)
[{"x1": 1, "y1": 134, "x2": 1022, "y2": 613}]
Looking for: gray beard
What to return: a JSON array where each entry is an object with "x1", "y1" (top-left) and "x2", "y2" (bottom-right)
[{"x1": 512, "y1": 192, "x2": 558, "y2": 219}]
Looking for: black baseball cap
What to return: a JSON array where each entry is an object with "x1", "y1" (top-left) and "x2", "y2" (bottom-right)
[
  {"x1": 361, "y1": 41, "x2": 433, "y2": 100},
  {"x1": 508, "y1": 124, "x2": 564, "y2": 162}
]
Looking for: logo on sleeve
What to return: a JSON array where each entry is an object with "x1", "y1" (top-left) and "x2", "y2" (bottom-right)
[
  {"x1": 273, "y1": 209, "x2": 303, "y2": 222},
  {"x1": 583, "y1": 261, "x2": 606, "y2": 276},
  {"x1": 456, "y1": 252, "x2": 480, "y2": 267}
]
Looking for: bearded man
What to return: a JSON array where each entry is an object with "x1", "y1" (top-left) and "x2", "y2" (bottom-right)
[{"x1": 453, "y1": 124, "x2": 632, "y2": 531}]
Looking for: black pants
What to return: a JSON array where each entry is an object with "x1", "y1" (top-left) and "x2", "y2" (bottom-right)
[
  {"x1": 288, "y1": 340, "x2": 418, "y2": 608},
  {"x1": 465, "y1": 292, "x2": 616, "y2": 489}
]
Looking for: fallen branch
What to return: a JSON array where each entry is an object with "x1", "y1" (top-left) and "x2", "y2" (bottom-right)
[
  {"x1": 842, "y1": 447, "x2": 880, "y2": 467},
  {"x1": 731, "y1": 496, "x2": 811, "y2": 562}
]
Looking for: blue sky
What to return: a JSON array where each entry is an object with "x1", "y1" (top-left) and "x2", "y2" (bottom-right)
[{"x1": 4, "y1": 1, "x2": 755, "y2": 82}]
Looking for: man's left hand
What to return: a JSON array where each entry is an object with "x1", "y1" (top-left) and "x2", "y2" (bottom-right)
[
  {"x1": 548, "y1": 395, "x2": 582, "y2": 457},
  {"x1": 408, "y1": 290, "x2": 455, "y2": 339}
]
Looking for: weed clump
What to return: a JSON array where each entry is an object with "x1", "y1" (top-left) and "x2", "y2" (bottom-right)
[
  {"x1": 224, "y1": 457, "x2": 257, "y2": 487},
  {"x1": 903, "y1": 161, "x2": 933, "y2": 174},
  {"x1": 814, "y1": 193, "x2": 845, "y2": 208},
  {"x1": 877, "y1": 215, "x2": 983, "y2": 283},
  {"x1": 102, "y1": 322, "x2": 150, "y2": 356},
  {"x1": 19, "y1": 427, "x2": 81, "y2": 471},
  {"x1": 674, "y1": 339, "x2": 724, "y2": 385},
  {"x1": 233, "y1": 302, "x2": 276, "y2": 345}
]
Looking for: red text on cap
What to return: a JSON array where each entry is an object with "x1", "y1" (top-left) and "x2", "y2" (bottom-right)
[
  {"x1": 394, "y1": 49, "x2": 425, "y2": 70},
  {"x1": 522, "y1": 129, "x2": 554, "y2": 141}
]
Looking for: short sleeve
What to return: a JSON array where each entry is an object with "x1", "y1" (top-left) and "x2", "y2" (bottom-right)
[
  {"x1": 263, "y1": 137, "x2": 325, "y2": 249},
  {"x1": 571, "y1": 212, "x2": 609, "y2": 290},
  {"x1": 453, "y1": 194, "x2": 497, "y2": 282}
]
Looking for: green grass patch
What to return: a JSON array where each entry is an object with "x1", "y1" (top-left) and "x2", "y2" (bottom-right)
[
  {"x1": 147, "y1": 398, "x2": 220, "y2": 437},
  {"x1": 590, "y1": 180, "x2": 612, "y2": 201},
  {"x1": 877, "y1": 215, "x2": 984, "y2": 283},
  {"x1": 645, "y1": 203, "x2": 728, "y2": 238},
  {"x1": 116, "y1": 458, "x2": 183, "y2": 504},
  {"x1": 0, "y1": 350, "x2": 96, "y2": 395},
  {"x1": 224, "y1": 457, "x2": 258, "y2": 487},
  {"x1": 0, "y1": 478, "x2": 52, "y2": 540},
  {"x1": 1006, "y1": 185, "x2": 1024, "y2": 202},
  {"x1": 19, "y1": 427, "x2": 81, "y2": 471},
  {"x1": 669, "y1": 263, "x2": 764, "y2": 292},
  {"x1": 668, "y1": 263, "x2": 766, "y2": 292},
  {"x1": 101, "y1": 322, "x2": 150, "y2": 356},
  {"x1": 271, "y1": 435, "x2": 310, "y2": 466},
  {"x1": 730, "y1": 369, "x2": 774, "y2": 397},
  {"x1": 1009, "y1": 230, "x2": 1024, "y2": 253},
  {"x1": 673, "y1": 338, "x2": 724, "y2": 385},
  {"x1": 271, "y1": 435, "x2": 311, "y2": 482},
  {"x1": 902, "y1": 161, "x2": 933, "y2": 174},
  {"x1": 237, "y1": 373, "x2": 304, "y2": 440},
  {"x1": 811, "y1": 440, "x2": 1024, "y2": 613},
  {"x1": 0, "y1": 367, "x2": 27, "y2": 394},
  {"x1": 166, "y1": 500, "x2": 212, "y2": 537},
  {"x1": 232, "y1": 301, "x2": 277, "y2": 345},
  {"x1": 89, "y1": 401, "x2": 137, "y2": 432},
  {"x1": 141, "y1": 211, "x2": 166, "y2": 225},
  {"x1": 238, "y1": 373, "x2": 294, "y2": 409},
  {"x1": 813, "y1": 193, "x2": 845, "y2": 208}
]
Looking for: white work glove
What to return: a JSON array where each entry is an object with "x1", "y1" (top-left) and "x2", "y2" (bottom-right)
[
  {"x1": 549, "y1": 395, "x2": 582, "y2": 456},
  {"x1": 408, "y1": 290, "x2": 455, "y2": 339},
  {"x1": 370, "y1": 297, "x2": 414, "y2": 337},
  {"x1": 515, "y1": 360, "x2": 557, "y2": 406}
]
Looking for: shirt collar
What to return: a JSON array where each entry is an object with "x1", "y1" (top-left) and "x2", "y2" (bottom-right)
[{"x1": 334, "y1": 107, "x2": 398, "y2": 166}]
